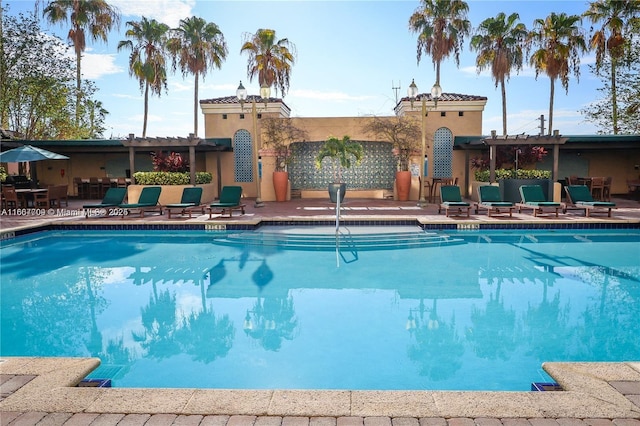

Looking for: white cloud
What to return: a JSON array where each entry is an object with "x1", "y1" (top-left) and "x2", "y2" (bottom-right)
[
  {"x1": 81, "y1": 52, "x2": 123, "y2": 79},
  {"x1": 113, "y1": 93, "x2": 142, "y2": 100},
  {"x1": 290, "y1": 89, "x2": 376, "y2": 102},
  {"x1": 111, "y1": 0, "x2": 195, "y2": 27}
]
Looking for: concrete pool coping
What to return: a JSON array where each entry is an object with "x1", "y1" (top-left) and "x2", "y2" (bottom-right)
[{"x1": 1, "y1": 358, "x2": 639, "y2": 419}]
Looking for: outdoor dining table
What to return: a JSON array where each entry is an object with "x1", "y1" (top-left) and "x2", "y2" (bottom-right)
[{"x1": 14, "y1": 188, "x2": 48, "y2": 208}]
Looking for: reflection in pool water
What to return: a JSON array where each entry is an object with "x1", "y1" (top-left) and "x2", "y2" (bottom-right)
[{"x1": 1, "y1": 228, "x2": 639, "y2": 390}]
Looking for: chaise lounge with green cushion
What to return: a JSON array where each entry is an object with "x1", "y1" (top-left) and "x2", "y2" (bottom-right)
[
  {"x1": 208, "y1": 186, "x2": 245, "y2": 219},
  {"x1": 475, "y1": 185, "x2": 515, "y2": 217},
  {"x1": 438, "y1": 185, "x2": 470, "y2": 217},
  {"x1": 166, "y1": 187, "x2": 205, "y2": 219},
  {"x1": 565, "y1": 185, "x2": 616, "y2": 217},
  {"x1": 82, "y1": 187, "x2": 127, "y2": 217},
  {"x1": 516, "y1": 185, "x2": 562, "y2": 217},
  {"x1": 118, "y1": 186, "x2": 162, "y2": 218}
]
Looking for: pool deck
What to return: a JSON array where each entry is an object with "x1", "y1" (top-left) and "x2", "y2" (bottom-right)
[{"x1": 2, "y1": 195, "x2": 640, "y2": 426}]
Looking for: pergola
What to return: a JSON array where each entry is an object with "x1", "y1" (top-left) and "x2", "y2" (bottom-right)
[
  {"x1": 123, "y1": 134, "x2": 232, "y2": 192},
  {"x1": 483, "y1": 132, "x2": 568, "y2": 183}
]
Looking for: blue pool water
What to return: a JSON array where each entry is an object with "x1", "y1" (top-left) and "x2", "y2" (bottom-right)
[{"x1": 1, "y1": 227, "x2": 639, "y2": 391}]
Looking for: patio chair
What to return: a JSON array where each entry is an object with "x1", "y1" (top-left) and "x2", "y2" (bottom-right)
[
  {"x1": 118, "y1": 186, "x2": 163, "y2": 218},
  {"x1": 1, "y1": 185, "x2": 22, "y2": 209},
  {"x1": 166, "y1": 187, "x2": 205, "y2": 219},
  {"x1": 474, "y1": 185, "x2": 515, "y2": 217},
  {"x1": 589, "y1": 177, "x2": 605, "y2": 201},
  {"x1": 565, "y1": 185, "x2": 616, "y2": 217},
  {"x1": 516, "y1": 185, "x2": 562, "y2": 217},
  {"x1": 208, "y1": 186, "x2": 245, "y2": 219},
  {"x1": 32, "y1": 189, "x2": 51, "y2": 208},
  {"x1": 437, "y1": 185, "x2": 470, "y2": 217},
  {"x1": 82, "y1": 187, "x2": 127, "y2": 217}
]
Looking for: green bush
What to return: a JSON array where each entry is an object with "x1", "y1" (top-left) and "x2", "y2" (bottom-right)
[
  {"x1": 0, "y1": 166, "x2": 7, "y2": 182},
  {"x1": 133, "y1": 171, "x2": 212, "y2": 185},
  {"x1": 474, "y1": 169, "x2": 551, "y2": 182}
]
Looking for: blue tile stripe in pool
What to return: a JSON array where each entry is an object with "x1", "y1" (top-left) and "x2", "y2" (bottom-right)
[{"x1": 1, "y1": 220, "x2": 638, "y2": 241}]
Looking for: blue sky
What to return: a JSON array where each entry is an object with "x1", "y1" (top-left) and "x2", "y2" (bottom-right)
[{"x1": 8, "y1": 0, "x2": 603, "y2": 138}]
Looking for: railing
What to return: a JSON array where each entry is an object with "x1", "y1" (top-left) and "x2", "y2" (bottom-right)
[
  {"x1": 335, "y1": 187, "x2": 341, "y2": 267},
  {"x1": 335, "y1": 187, "x2": 341, "y2": 235}
]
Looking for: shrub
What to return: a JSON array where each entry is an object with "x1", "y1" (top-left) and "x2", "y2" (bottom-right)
[
  {"x1": 0, "y1": 166, "x2": 7, "y2": 182},
  {"x1": 133, "y1": 171, "x2": 212, "y2": 185},
  {"x1": 474, "y1": 169, "x2": 551, "y2": 182},
  {"x1": 151, "y1": 151, "x2": 189, "y2": 172}
]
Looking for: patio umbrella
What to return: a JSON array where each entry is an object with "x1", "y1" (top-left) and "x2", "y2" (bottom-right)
[
  {"x1": 0, "y1": 145, "x2": 69, "y2": 185},
  {"x1": 0, "y1": 145, "x2": 69, "y2": 162}
]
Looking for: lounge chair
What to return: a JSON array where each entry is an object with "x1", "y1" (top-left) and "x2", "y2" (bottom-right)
[
  {"x1": 438, "y1": 185, "x2": 470, "y2": 217},
  {"x1": 565, "y1": 185, "x2": 616, "y2": 217},
  {"x1": 118, "y1": 186, "x2": 162, "y2": 218},
  {"x1": 82, "y1": 187, "x2": 127, "y2": 217},
  {"x1": 516, "y1": 185, "x2": 562, "y2": 217},
  {"x1": 166, "y1": 187, "x2": 205, "y2": 219},
  {"x1": 474, "y1": 185, "x2": 515, "y2": 217},
  {"x1": 208, "y1": 186, "x2": 245, "y2": 219}
]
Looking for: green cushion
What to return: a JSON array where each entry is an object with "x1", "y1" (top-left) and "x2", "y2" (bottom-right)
[
  {"x1": 440, "y1": 185, "x2": 463, "y2": 202},
  {"x1": 83, "y1": 188, "x2": 126, "y2": 208},
  {"x1": 218, "y1": 186, "x2": 242, "y2": 204},
  {"x1": 482, "y1": 202, "x2": 513, "y2": 207},
  {"x1": 478, "y1": 185, "x2": 504, "y2": 203},
  {"x1": 519, "y1": 185, "x2": 551, "y2": 203}
]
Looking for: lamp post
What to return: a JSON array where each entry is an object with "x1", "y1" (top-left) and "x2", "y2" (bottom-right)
[
  {"x1": 236, "y1": 81, "x2": 271, "y2": 208},
  {"x1": 407, "y1": 79, "x2": 442, "y2": 206}
]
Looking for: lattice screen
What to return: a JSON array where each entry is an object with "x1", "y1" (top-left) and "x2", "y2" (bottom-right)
[
  {"x1": 288, "y1": 141, "x2": 395, "y2": 190},
  {"x1": 433, "y1": 127, "x2": 453, "y2": 178},
  {"x1": 233, "y1": 129, "x2": 253, "y2": 182}
]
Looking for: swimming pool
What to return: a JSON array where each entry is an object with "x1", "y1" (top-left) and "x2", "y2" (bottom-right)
[{"x1": 1, "y1": 227, "x2": 639, "y2": 391}]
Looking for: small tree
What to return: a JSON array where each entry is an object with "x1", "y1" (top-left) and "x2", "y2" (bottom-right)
[
  {"x1": 315, "y1": 135, "x2": 363, "y2": 183},
  {"x1": 361, "y1": 115, "x2": 421, "y2": 171},
  {"x1": 261, "y1": 117, "x2": 308, "y2": 171}
]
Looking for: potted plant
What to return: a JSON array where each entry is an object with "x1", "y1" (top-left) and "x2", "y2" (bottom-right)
[
  {"x1": 315, "y1": 135, "x2": 364, "y2": 203},
  {"x1": 261, "y1": 117, "x2": 308, "y2": 201},
  {"x1": 362, "y1": 115, "x2": 421, "y2": 201}
]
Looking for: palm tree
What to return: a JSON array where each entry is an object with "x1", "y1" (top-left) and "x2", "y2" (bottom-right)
[
  {"x1": 118, "y1": 17, "x2": 170, "y2": 138},
  {"x1": 240, "y1": 28, "x2": 296, "y2": 97},
  {"x1": 408, "y1": 0, "x2": 471, "y2": 88},
  {"x1": 583, "y1": 0, "x2": 640, "y2": 134},
  {"x1": 167, "y1": 16, "x2": 228, "y2": 137},
  {"x1": 43, "y1": 0, "x2": 120, "y2": 125},
  {"x1": 470, "y1": 12, "x2": 527, "y2": 136},
  {"x1": 528, "y1": 12, "x2": 587, "y2": 135}
]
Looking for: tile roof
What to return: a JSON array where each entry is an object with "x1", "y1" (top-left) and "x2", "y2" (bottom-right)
[
  {"x1": 400, "y1": 92, "x2": 488, "y2": 102},
  {"x1": 200, "y1": 95, "x2": 285, "y2": 105}
]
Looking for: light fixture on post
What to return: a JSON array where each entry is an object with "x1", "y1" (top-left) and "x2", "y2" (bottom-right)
[
  {"x1": 236, "y1": 80, "x2": 271, "y2": 208},
  {"x1": 407, "y1": 79, "x2": 442, "y2": 206}
]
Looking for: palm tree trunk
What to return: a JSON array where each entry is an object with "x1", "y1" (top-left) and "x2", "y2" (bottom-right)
[
  {"x1": 500, "y1": 78, "x2": 507, "y2": 135},
  {"x1": 611, "y1": 59, "x2": 618, "y2": 135},
  {"x1": 193, "y1": 72, "x2": 199, "y2": 137},
  {"x1": 548, "y1": 78, "x2": 554, "y2": 135},
  {"x1": 143, "y1": 82, "x2": 149, "y2": 138},
  {"x1": 76, "y1": 52, "x2": 82, "y2": 127},
  {"x1": 435, "y1": 61, "x2": 441, "y2": 87}
]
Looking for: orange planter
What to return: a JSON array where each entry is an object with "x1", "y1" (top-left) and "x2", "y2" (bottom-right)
[
  {"x1": 395, "y1": 171, "x2": 411, "y2": 201},
  {"x1": 272, "y1": 171, "x2": 289, "y2": 202}
]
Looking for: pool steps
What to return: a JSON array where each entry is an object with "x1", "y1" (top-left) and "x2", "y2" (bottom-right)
[{"x1": 211, "y1": 230, "x2": 464, "y2": 250}]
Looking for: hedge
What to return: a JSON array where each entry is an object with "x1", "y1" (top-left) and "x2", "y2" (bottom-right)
[
  {"x1": 133, "y1": 171, "x2": 213, "y2": 185},
  {"x1": 474, "y1": 169, "x2": 552, "y2": 182}
]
